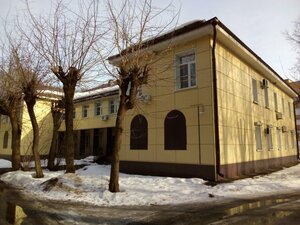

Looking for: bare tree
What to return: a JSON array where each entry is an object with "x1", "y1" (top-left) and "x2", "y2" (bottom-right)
[
  {"x1": 0, "y1": 70, "x2": 22, "y2": 171},
  {"x1": 10, "y1": 38, "x2": 48, "y2": 178},
  {"x1": 48, "y1": 100, "x2": 64, "y2": 171},
  {"x1": 287, "y1": 17, "x2": 300, "y2": 76},
  {"x1": 101, "y1": 0, "x2": 178, "y2": 192},
  {"x1": 20, "y1": 0, "x2": 104, "y2": 173}
]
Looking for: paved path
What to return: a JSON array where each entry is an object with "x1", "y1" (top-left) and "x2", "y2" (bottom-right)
[{"x1": 1, "y1": 180, "x2": 300, "y2": 224}]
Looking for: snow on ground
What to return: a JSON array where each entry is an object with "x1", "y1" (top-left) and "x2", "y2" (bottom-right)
[
  {"x1": 1, "y1": 159, "x2": 300, "y2": 206},
  {"x1": 0, "y1": 159, "x2": 12, "y2": 168}
]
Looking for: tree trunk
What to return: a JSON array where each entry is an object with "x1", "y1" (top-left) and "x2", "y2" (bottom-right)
[
  {"x1": 109, "y1": 94, "x2": 127, "y2": 192},
  {"x1": 63, "y1": 84, "x2": 76, "y2": 173},
  {"x1": 10, "y1": 111, "x2": 21, "y2": 171},
  {"x1": 25, "y1": 99, "x2": 44, "y2": 178},
  {"x1": 47, "y1": 106, "x2": 63, "y2": 171}
]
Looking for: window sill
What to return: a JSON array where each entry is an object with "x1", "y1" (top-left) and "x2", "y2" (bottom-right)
[
  {"x1": 253, "y1": 100, "x2": 258, "y2": 104},
  {"x1": 265, "y1": 106, "x2": 270, "y2": 109},
  {"x1": 256, "y1": 148, "x2": 263, "y2": 152},
  {"x1": 175, "y1": 85, "x2": 198, "y2": 93}
]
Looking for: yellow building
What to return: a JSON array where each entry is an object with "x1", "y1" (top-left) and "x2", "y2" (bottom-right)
[
  {"x1": 58, "y1": 81, "x2": 119, "y2": 160},
  {"x1": 0, "y1": 97, "x2": 54, "y2": 161},
  {"x1": 108, "y1": 17, "x2": 298, "y2": 181}
]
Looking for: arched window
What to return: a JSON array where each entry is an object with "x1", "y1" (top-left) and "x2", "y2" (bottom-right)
[
  {"x1": 130, "y1": 115, "x2": 148, "y2": 150},
  {"x1": 3, "y1": 131, "x2": 8, "y2": 149},
  {"x1": 164, "y1": 110, "x2": 186, "y2": 150}
]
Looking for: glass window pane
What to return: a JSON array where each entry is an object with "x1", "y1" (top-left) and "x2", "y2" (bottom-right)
[{"x1": 255, "y1": 125, "x2": 262, "y2": 150}]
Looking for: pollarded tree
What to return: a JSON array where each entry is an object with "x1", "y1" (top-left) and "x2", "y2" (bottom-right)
[
  {"x1": 20, "y1": 0, "x2": 104, "y2": 173},
  {"x1": 0, "y1": 68, "x2": 22, "y2": 171},
  {"x1": 101, "y1": 0, "x2": 178, "y2": 192},
  {"x1": 48, "y1": 100, "x2": 64, "y2": 171},
  {"x1": 11, "y1": 43, "x2": 47, "y2": 178}
]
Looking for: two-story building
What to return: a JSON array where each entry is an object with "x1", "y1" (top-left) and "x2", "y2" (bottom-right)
[
  {"x1": 58, "y1": 81, "x2": 119, "y2": 160},
  {"x1": 108, "y1": 17, "x2": 298, "y2": 181}
]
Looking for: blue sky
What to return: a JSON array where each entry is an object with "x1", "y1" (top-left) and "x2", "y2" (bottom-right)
[{"x1": 1, "y1": 0, "x2": 299, "y2": 80}]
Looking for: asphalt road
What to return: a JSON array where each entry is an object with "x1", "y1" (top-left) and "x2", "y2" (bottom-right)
[{"x1": 1, "y1": 180, "x2": 300, "y2": 225}]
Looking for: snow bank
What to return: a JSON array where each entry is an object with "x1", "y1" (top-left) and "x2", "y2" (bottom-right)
[
  {"x1": 1, "y1": 161, "x2": 300, "y2": 206},
  {"x1": 0, "y1": 159, "x2": 12, "y2": 168}
]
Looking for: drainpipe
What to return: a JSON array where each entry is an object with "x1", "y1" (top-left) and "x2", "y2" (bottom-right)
[
  {"x1": 211, "y1": 18, "x2": 224, "y2": 179},
  {"x1": 293, "y1": 96, "x2": 300, "y2": 160}
]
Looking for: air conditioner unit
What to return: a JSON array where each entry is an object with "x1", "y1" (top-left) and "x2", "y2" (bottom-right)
[
  {"x1": 260, "y1": 79, "x2": 269, "y2": 88},
  {"x1": 276, "y1": 112, "x2": 283, "y2": 120},
  {"x1": 254, "y1": 121, "x2": 262, "y2": 126},
  {"x1": 282, "y1": 126, "x2": 288, "y2": 133},
  {"x1": 139, "y1": 94, "x2": 152, "y2": 104},
  {"x1": 101, "y1": 115, "x2": 109, "y2": 121}
]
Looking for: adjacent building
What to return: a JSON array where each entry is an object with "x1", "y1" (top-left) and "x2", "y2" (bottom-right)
[
  {"x1": 58, "y1": 81, "x2": 119, "y2": 160},
  {"x1": 0, "y1": 97, "x2": 54, "y2": 161}
]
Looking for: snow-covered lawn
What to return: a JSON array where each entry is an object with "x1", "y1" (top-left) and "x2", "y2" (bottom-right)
[{"x1": 1, "y1": 159, "x2": 300, "y2": 206}]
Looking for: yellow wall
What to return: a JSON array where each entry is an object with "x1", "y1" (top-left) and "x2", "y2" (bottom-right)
[
  {"x1": 59, "y1": 95, "x2": 119, "y2": 131},
  {"x1": 0, "y1": 115, "x2": 12, "y2": 156},
  {"x1": 0, "y1": 98, "x2": 54, "y2": 158},
  {"x1": 216, "y1": 43, "x2": 297, "y2": 165},
  {"x1": 120, "y1": 36, "x2": 216, "y2": 166},
  {"x1": 20, "y1": 99, "x2": 53, "y2": 156}
]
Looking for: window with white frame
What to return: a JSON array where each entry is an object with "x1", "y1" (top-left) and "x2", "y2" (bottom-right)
[
  {"x1": 288, "y1": 102, "x2": 292, "y2": 118},
  {"x1": 109, "y1": 99, "x2": 119, "y2": 114},
  {"x1": 82, "y1": 105, "x2": 89, "y2": 118},
  {"x1": 266, "y1": 126, "x2": 273, "y2": 150},
  {"x1": 291, "y1": 131, "x2": 295, "y2": 148},
  {"x1": 176, "y1": 51, "x2": 196, "y2": 89},
  {"x1": 277, "y1": 128, "x2": 281, "y2": 150},
  {"x1": 296, "y1": 108, "x2": 300, "y2": 115},
  {"x1": 282, "y1": 98, "x2": 285, "y2": 114},
  {"x1": 1, "y1": 115, "x2": 9, "y2": 124},
  {"x1": 252, "y1": 79, "x2": 258, "y2": 103},
  {"x1": 264, "y1": 88, "x2": 269, "y2": 108},
  {"x1": 94, "y1": 102, "x2": 102, "y2": 116},
  {"x1": 255, "y1": 123, "x2": 262, "y2": 150},
  {"x1": 285, "y1": 132, "x2": 289, "y2": 150},
  {"x1": 274, "y1": 92, "x2": 278, "y2": 112}
]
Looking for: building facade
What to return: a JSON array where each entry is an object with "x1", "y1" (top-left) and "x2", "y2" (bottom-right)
[
  {"x1": 109, "y1": 17, "x2": 298, "y2": 181},
  {"x1": 285, "y1": 80, "x2": 300, "y2": 155},
  {"x1": 58, "y1": 82, "x2": 119, "y2": 160},
  {"x1": 0, "y1": 98, "x2": 54, "y2": 160}
]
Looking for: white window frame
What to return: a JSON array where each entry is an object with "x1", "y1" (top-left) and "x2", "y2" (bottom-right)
[
  {"x1": 282, "y1": 98, "x2": 285, "y2": 114},
  {"x1": 288, "y1": 102, "x2": 292, "y2": 118},
  {"x1": 176, "y1": 51, "x2": 196, "y2": 90},
  {"x1": 291, "y1": 131, "x2": 295, "y2": 149},
  {"x1": 82, "y1": 105, "x2": 89, "y2": 118},
  {"x1": 274, "y1": 92, "x2": 278, "y2": 112},
  {"x1": 94, "y1": 102, "x2": 102, "y2": 116},
  {"x1": 109, "y1": 99, "x2": 119, "y2": 114},
  {"x1": 277, "y1": 128, "x2": 281, "y2": 150},
  {"x1": 1, "y1": 115, "x2": 9, "y2": 124},
  {"x1": 264, "y1": 88, "x2": 269, "y2": 108},
  {"x1": 255, "y1": 123, "x2": 262, "y2": 150},
  {"x1": 285, "y1": 132, "x2": 289, "y2": 150},
  {"x1": 252, "y1": 79, "x2": 258, "y2": 103},
  {"x1": 266, "y1": 126, "x2": 273, "y2": 150}
]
